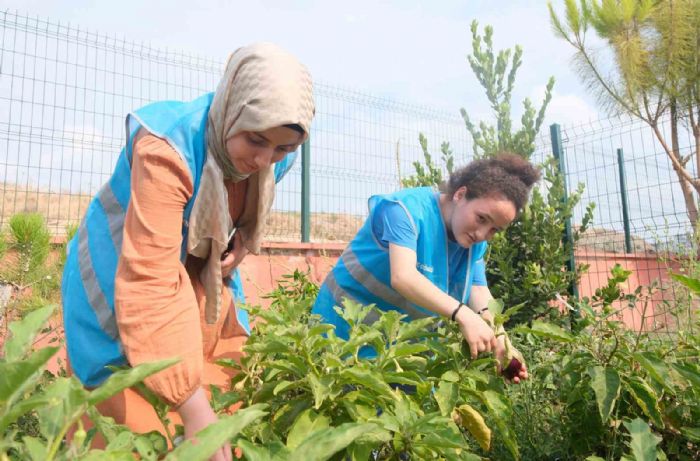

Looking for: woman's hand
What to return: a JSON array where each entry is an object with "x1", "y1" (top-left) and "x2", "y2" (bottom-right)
[
  {"x1": 454, "y1": 308, "x2": 498, "y2": 359},
  {"x1": 178, "y1": 388, "x2": 232, "y2": 461},
  {"x1": 221, "y1": 231, "x2": 248, "y2": 278}
]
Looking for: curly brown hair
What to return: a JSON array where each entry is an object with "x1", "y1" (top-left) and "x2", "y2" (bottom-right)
[{"x1": 442, "y1": 153, "x2": 541, "y2": 211}]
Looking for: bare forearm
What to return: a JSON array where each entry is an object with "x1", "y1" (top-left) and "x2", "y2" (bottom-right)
[
  {"x1": 469, "y1": 285, "x2": 505, "y2": 333},
  {"x1": 392, "y1": 267, "x2": 461, "y2": 317}
]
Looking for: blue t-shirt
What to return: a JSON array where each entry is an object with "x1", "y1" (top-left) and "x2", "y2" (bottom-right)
[{"x1": 371, "y1": 201, "x2": 487, "y2": 292}]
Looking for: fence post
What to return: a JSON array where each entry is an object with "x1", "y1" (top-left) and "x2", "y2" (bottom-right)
[
  {"x1": 550, "y1": 123, "x2": 579, "y2": 301},
  {"x1": 301, "y1": 138, "x2": 311, "y2": 243},
  {"x1": 617, "y1": 148, "x2": 633, "y2": 254}
]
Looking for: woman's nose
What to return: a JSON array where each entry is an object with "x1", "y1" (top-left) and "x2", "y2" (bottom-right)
[
  {"x1": 477, "y1": 227, "x2": 491, "y2": 242},
  {"x1": 254, "y1": 148, "x2": 275, "y2": 169}
]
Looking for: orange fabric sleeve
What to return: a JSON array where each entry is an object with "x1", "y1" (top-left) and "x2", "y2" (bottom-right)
[{"x1": 114, "y1": 132, "x2": 202, "y2": 407}]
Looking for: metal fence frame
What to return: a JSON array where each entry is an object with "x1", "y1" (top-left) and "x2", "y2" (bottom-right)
[{"x1": 1, "y1": 10, "x2": 697, "y2": 332}]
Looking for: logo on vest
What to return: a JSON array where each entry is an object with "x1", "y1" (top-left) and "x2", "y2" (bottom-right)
[{"x1": 417, "y1": 263, "x2": 434, "y2": 274}]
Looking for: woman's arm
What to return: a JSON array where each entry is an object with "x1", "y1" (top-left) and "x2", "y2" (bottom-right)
[
  {"x1": 115, "y1": 132, "x2": 204, "y2": 407},
  {"x1": 116, "y1": 132, "x2": 234, "y2": 459},
  {"x1": 388, "y1": 243, "x2": 496, "y2": 358}
]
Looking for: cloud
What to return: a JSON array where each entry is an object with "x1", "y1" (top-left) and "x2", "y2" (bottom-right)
[{"x1": 529, "y1": 85, "x2": 600, "y2": 128}]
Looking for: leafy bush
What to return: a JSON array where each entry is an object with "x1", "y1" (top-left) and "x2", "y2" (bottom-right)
[
  {"x1": 0, "y1": 215, "x2": 75, "y2": 320},
  {"x1": 487, "y1": 160, "x2": 594, "y2": 327},
  {"x1": 400, "y1": 134, "x2": 454, "y2": 189},
  {"x1": 0, "y1": 304, "x2": 268, "y2": 461},
  {"x1": 220, "y1": 270, "x2": 524, "y2": 460},
  {"x1": 0, "y1": 214, "x2": 63, "y2": 316},
  {"x1": 503, "y1": 266, "x2": 700, "y2": 460}
]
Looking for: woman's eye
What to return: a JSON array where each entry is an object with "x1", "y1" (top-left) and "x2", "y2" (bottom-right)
[
  {"x1": 272, "y1": 150, "x2": 289, "y2": 161},
  {"x1": 247, "y1": 135, "x2": 266, "y2": 146}
]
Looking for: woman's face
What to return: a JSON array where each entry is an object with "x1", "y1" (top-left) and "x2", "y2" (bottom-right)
[
  {"x1": 225, "y1": 126, "x2": 304, "y2": 174},
  {"x1": 448, "y1": 186, "x2": 517, "y2": 248}
]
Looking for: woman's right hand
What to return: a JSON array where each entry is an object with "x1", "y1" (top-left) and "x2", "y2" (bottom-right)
[
  {"x1": 177, "y1": 388, "x2": 232, "y2": 461},
  {"x1": 221, "y1": 231, "x2": 248, "y2": 279},
  {"x1": 454, "y1": 308, "x2": 497, "y2": 359}
]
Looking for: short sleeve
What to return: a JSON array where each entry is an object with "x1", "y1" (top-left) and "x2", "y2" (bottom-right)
[{"x1": 371, "y1": 201, "x2": 417, "y2": 251}]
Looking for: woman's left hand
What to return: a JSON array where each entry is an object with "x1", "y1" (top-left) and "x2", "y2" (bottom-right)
[{"x1": 221, "y1": 231, "x2": 248, "y2": 278}]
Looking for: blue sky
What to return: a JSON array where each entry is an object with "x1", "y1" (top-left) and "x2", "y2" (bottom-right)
[{"x1": 2, "y1": 0, "x2": 601, "y2": 126}]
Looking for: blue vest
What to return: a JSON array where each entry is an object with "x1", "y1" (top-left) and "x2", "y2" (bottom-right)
[
  {"x1": 312, "y1": 187, "x2": 487, "y2": 340},
  {"x1": 62, "y1": 93, "x2": 297, "y2": 386}
]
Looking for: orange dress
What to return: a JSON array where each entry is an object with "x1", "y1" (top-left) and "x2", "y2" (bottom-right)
[{"x1": 71, "y1": 131, "x2": 248, "y2": 445}]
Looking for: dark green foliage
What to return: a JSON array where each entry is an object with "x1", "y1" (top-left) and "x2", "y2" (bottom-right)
[
  {"x1": 223, "y1": 272, "x2": 524, "y2": 460},
  {"x1": 501, "y1": 266, "x2": 700, "y2": 460},
  {"x1": 488, "y1": 160, "x2": 594, "y2": 327}
]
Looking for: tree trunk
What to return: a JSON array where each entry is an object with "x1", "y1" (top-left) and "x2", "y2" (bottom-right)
[
  {"x1": 670, "y1": 100, "x2": 699, "y2": 230},
  {"x1": 694, "y1": 121, "x2": 700, "y2": 193}
]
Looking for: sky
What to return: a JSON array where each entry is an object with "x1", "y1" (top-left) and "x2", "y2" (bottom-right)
[{"x1": 1, "y1": 0, "x2": 602, "y2": 127}]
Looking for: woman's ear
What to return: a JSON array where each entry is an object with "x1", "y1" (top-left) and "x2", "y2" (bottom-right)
[{"x1": 453, "y1": 186, "x2": 468, "y2": 202}]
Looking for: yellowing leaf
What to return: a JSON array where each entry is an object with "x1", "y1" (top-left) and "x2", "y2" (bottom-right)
[{"x1": 452, "y1": 404, "x2": 491, "y2": 451}]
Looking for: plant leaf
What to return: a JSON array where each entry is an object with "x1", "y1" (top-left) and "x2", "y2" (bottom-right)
[
  {"x1": 287, "y1": 423, "x2": 378, "y2": 461},
  {"x1": 165, "y1": 404, "x2": 267, "y2": 461},
  {"x1": 340, "y1": 368, "x2": 397, "y2": 400},
  {"x1": 434, "y1": 381, "x2": 458, "y2": 417},
  {"x1": 88, "y1": 358, "x2": 179, "y2": 405},
  {"x1": 670, "y1": 273, "x2": 700, "y2": 295},
  {"x1": 633, "y1": 352, "x2": 672, "y2": 391},
  {"x1": 680, "y1": 427, "x2": 700, "y2": 442},
  {"x1": 588, "y1": 366, "x2": 621, "y2": 422},
  {"x1": 0, "y1": 346, "x2": 58, "y2": 405},
  {"x1": 4, "y1": 305, "x2": 55, "y2": 361},
  {"x1": 514, "y1": 320, "x2": 573, "y2": 342},
  {"x1": 623, "y1": 417, "x2": 661, "y2": 461},
  {"x1": 307, "y1": 374, "x2": 332, "y2": 410},
  {"x1": 237, "y1": 439, "x2": 290, "y2": 461},
  {"x1": 286, "y1": 409, "x2": 330, "y2": 449},
  {"x1": 452, "y1": 404, "x2": 491, "y2": 451},
  {"x1": 626, "y1": 377, "x2": 664, "y2": 428}
]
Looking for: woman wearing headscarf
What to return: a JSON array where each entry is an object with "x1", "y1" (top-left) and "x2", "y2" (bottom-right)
[{"x1": 62, "y1": 42, "x2": 315, "y2": 457}]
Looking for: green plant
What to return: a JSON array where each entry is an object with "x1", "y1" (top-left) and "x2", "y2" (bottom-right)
[
  {"x1": 220, "y1": 273, "x2": 528, "y2": 460},
  {"x1": 0, "y1": 213, "x2": 64, "y2": 317},
  {"x1": 58, "y1": 223, "x2": 78, "y2": 269},
  {"x1": 461, "y1": 21, "x2": 554, "y2": 161},
  {"x1": 488, "y1": 160, "x2": 594, "y2": 327},
  {"x1": 503, "y1": 266, "x2": 700, "y2": 460},
  {"x1": 400, "y1": 133, "x2": 454, "y2": 189},
  {"x1": 656, "y1": 228, "x2": 700, "y2": 339},
  {"x1": 0, "y1": 304, "x2": 268, "y2": 461},
  {"x1": 0, "y1": 229, "x2": 6, "y2": 261},
  {"x1": 462, "y1": 20, "x2": 596, "y2": 328},
  {"x1": 2, "y1": 213, "x2": 50, "y2": 287}
]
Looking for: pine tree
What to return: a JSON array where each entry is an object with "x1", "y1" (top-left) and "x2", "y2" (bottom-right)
[{"x1": 549, "y1": 0, "x2": 700, "y2": 226}]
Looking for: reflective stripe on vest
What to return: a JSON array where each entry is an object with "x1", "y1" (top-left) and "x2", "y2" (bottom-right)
[
  {"x1": 77, "y1": 184, "x2": 125, "y2": 340},
  {"x1": 323, "y1": 271, "x2": 381, "y2": 325}
]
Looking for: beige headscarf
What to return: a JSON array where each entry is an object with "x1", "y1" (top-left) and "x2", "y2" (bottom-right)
[{"x1": 187, "y1": 42, "x2": 315, "y2": 324}]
